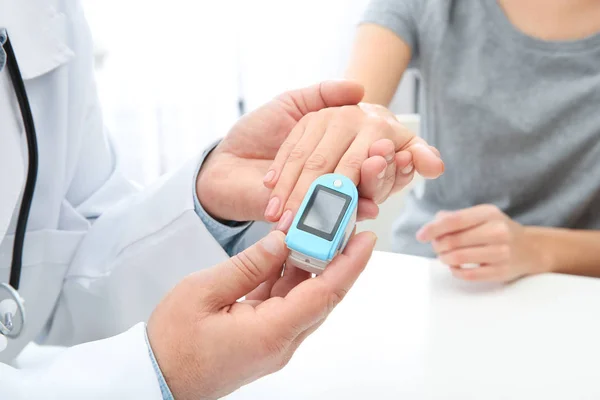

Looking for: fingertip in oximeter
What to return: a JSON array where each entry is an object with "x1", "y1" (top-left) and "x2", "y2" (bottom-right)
[{"x1": 285, "y1": 174, "x2": 358, "y2": 275}]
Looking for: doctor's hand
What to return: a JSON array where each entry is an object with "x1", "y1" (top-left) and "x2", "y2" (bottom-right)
[
  {"x1": 197, "y1": 80, "x2": 439, "y2": 224},
  {"x1": 417, "y1": 205, "x2": 545, "y2": 283},
  {"x1": 262, "y1": 102, "x2": 444, "y2": 230},
  {"x1": 147, "y1": 230, "x2": 376, "y2": 400},
  {"x1": 197, "y1": 80, "x2": 365, "y2": 223}
]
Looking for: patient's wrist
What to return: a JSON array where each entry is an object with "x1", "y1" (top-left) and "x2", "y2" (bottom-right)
[{"x1": 523, "y1": 227, "x2": 556, "y2": 275}]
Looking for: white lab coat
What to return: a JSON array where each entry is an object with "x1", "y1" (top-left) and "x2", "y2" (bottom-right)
[{"x1": 0, "y1": 0, "x2": 241, "y2": 398}]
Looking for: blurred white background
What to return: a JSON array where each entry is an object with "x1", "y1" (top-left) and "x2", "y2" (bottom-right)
[{"x1": 81, "y1": 0, "x2": 417, "y2": 185}]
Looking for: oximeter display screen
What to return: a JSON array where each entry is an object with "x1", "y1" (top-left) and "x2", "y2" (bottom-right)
[
  {"x1": 304, "y1": 191, "x2": 346, "y2": 233},
  {"x1": 298, "y1": 185, "x2": 351, "y2": 241}
]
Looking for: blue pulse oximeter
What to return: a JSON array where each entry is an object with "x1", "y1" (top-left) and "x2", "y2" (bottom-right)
[{"x1": 285, "y1": 174, "x2": 359, "y2": 275}]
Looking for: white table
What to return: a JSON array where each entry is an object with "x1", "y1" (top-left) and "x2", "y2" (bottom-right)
[{"x1": 228, "y1": 251, "x2": 600, "y2": 400}]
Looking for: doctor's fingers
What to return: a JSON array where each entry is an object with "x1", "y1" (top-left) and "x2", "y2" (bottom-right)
[
  {"x1": 196, "y1": 231, "x2": 289, "y2": 310},
  {"x1": 246, "y1": 262, "x2": 313, "y2": 302},
  {"x1": 269, "y1": 264, "x2": 312, "y2": 299},
  {"x1": 244, "y1": 266, "x2": 283, "y2": 302},
  {"x1": 276, "y1": 80, "x2": 364, "y2": 122},
  {"x1": 257, "y1": 232, "x2": 376, "y2": 335},
  {"x1": 245, "y1": 260, "x2": 311, "y2": 302}
]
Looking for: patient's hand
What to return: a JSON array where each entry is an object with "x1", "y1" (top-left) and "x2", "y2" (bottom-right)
[
  {"x1": 262, "y1": 102, "x2": 444, "y2": 230},
  {"x1": 197, "y1": 80, "x2": 364, "y2": 222},
  {"x1": 417, "y1": 205, "x2": 545, "y2": 283}
]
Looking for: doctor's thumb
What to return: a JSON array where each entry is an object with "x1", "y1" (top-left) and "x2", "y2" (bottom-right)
[{"x1": 202, "y1": 231, "x2": 289, "y2": 309}]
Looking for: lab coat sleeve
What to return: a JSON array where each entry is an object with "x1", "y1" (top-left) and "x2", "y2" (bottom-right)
[
  {"x1": 195, "y1": 194, "x2": 272, "y2": 256},
  {"x1": 2, "y1": 324, "x2": 164, "y2": 400},
  {"x1": 46, "y1": 147, "x2": 234, "y2": 346},
  {"x1": 41, "y1": 0, "x2": 269, "y2": 349}
]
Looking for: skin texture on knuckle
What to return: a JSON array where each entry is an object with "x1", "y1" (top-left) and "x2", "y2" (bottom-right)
[
  {"x1": 230, "y1": 251, "x2": 264, "y2": 283},
  {"x1": 304, "y1": 153, "x2": 329, "y2": 172},
  {"x1": 288, "y1": 147, "x2": 307, "y2": 163},
  {"x1": 343, "y1": 153, "x2": 364, "y2": 175},
  {"x1": 491, "y1": 221, "x2": 511, "y2": 243},
  {"x1": 279, "y1": 140, "x2": 296, "y2": 154}
]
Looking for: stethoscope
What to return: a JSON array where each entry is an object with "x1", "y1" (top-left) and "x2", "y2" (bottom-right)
[{"x1": 0, "y1": 31, "x2": 40, "y2": 342}]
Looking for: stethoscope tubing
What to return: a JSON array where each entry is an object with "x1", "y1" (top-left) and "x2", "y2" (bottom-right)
[{"x1": 1, "y1": 32, "x2": 39, "y2": 338}]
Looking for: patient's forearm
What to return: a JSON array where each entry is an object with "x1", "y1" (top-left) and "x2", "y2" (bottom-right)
[
  {"x1": 527, "y1": 226, "x2": 600, "y2": 278},
  {"x1": 345, "y1": 24, "x2": 412, "y2": 106}
]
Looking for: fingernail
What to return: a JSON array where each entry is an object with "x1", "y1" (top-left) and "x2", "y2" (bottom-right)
[
  {"x1": 385, "y1": 153, "x2": 394, "y2": 163},
  {"x1": 261, "y1": 232, "x2": 283, "y2": 256},
  {"x1": 416, "y1": 228, "x2": 427, "y2": 242},
  {"x1": 265, "y1": 197, "x2": 280, "y2": 219},
  {"x1": 263, "y1": 170, "x2": 276, "y2": 184},
  {"x1": 402, "y1": 163, "x2": 414, "y2": 174},
  {"x1": 276, "y1": 210, "x2": 294, "y2": 232},
  {"x1": 377, "y1": 169, "x2": 386, "y2": 179},
  {"x1": 369, "y1": 232, "x2": 378, "y2": 245}
]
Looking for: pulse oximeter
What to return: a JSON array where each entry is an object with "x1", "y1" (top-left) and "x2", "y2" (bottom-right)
[{"x1": 285, "y1": 174, "x2": 358, "y2": 275}]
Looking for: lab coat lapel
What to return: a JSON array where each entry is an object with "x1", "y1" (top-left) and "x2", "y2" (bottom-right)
[
  {"x1": 0, "y1": 85, "x2": 25, "y2": 245},
  {"x1": 0, "y1": 0, "x2": 74, "y2": 80},
  {"x1": 0, "y1": 0, "x2": 74, "y2": 243}
]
